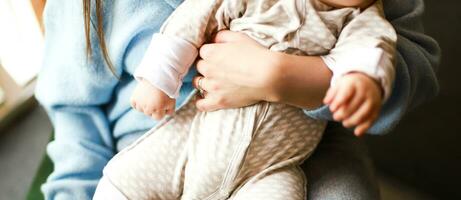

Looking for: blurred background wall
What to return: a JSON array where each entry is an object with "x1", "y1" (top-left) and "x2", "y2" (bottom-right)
[{"x1": 365, "y1": 0, "x2": 461, "y2": 199}]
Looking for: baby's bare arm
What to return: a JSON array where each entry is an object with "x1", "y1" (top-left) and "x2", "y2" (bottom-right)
[{"x1": 319, "y1": 0, "x2": 376, "y2": 9}]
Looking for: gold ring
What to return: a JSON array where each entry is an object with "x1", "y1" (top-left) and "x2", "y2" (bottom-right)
[
  {"x1": 198, "y1": 77, "x2": 206, "y2": 97},
  {"x1": 198, "y1": 76, "x2": 204, "y2": 91}
]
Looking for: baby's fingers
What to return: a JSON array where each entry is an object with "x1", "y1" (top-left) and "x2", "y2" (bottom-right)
[
  {"x1": 133, "y1": 101, "x2": 145, "y2": 113},
  {"x1": 354, "y1": 110, "x2": 379, "y2": 136},
  {"x1": 150, "y1": 111, "x2": 164, "y2": 120},
  {"x1": 130, "y1": 94, "x2": 147, "y2": 113},
  {"x1": 334, "y1": 92, "x2": 364, "y2": 121},
  {"x1": 354, "y1": 120, "x2": 373, "y2": 137},
  {"x1": 330, "y1": 85, "x2": 355, "y2": 112},
  {"x1": 166, "y1": 107, "x2": 175, "y2": 115},
  {"x1": 323, "y1": 85, "x2": 338, "y2": 105},
  {"x1": 342, "y1": 101, "x2": 373, "y2": 128},
  {"x1": 130, "y1": 99, "x2": 137, "y2": 110}
]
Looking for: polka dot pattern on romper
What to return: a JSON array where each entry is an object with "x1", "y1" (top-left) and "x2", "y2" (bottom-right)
[{"x1": 98, "y1": 0, "x2": 396, "y2": 199}]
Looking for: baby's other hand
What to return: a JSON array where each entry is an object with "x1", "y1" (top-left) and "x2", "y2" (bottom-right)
[
  {"x1": 130, "y1": 79, "x2": 176, "y2": 120},
  {"x1": 323, "y1": 72, "x2": 382, "y2": 137}
]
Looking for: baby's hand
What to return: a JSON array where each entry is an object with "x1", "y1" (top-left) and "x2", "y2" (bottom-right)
[
  {"x1": 323, "y1": 72, "x2": 382, "y2": 137},
  {"x1": 130, "y1": 79, "x2": 175, "y2": 120}
]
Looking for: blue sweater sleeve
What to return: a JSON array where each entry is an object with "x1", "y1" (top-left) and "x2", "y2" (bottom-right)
[
  {"x1": 35, "y1": 0, "x2": 177, "y2": 199},
  {"x1": 304, "y1": 0, "x2": 441, "y2": 135}
]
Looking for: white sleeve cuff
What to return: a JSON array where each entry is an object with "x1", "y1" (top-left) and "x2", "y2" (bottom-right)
[
  {"x1": 134, "y1": 33, "x2": 198, "y2": 98},
  {"x1": 322, "y1": 47, "x2": 395, "y2": 102}
]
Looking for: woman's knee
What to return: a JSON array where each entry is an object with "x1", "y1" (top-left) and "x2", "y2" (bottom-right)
[{"x1": 302, "y1": 123, "x2": 380, "y2": 200}]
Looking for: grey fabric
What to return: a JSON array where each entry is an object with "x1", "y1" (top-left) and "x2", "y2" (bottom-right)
[{"x1": 302, "y1": 123, "x2": 380, "y2": 200}]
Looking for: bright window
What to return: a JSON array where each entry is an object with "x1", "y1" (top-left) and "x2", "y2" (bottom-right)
[{"x1": 0, "y1": 0, "x2": 44, "y2": 87}]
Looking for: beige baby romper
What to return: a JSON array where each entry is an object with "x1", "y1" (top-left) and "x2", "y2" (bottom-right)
[{"x1": 94, "y1": 0, "x2": 396, "y2": 199}]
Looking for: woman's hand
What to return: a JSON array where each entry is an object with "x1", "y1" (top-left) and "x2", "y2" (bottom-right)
[
  {"x1": 194, "y1": 30, "x2": 333, "y2": 112},
  {"x1": 193, "y1": 31, "x2": 281, "y2": 111}
]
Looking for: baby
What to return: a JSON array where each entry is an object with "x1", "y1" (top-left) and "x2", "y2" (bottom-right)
[{"x1": 94, "y1": 0, "x2": 396, "y2": 199}]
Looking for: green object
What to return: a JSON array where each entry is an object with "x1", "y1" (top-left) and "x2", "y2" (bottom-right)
[{"x1": 26, "y1": 134, "x2": 53, "y2": 200}]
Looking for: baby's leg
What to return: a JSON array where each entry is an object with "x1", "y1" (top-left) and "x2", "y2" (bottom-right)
[
  {"x1": 93, "y1": 176, "x2": 129, "y2": 200},
  {"x1": 182, "y1": 102, "x2": 325, "y2": 200},
  {"x1": 180, "y1": 103, "x2": 264, "y2": 200},
  {"x1": 230, "y1": 166, "x2": 307, "y2": 200},
  {"x1": 95, "y1": 102, "x2": 197, "y2": 200},
  {"x1": 228, "y1": 103, "x2": 324, "y2": 200}
]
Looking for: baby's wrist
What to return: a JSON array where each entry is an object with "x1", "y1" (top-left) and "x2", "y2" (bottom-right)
[{"x1": 344, "y1": 72, "x2": 384, "y2": 99}]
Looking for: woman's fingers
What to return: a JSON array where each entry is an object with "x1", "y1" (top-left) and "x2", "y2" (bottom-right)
[
  {"x1": 199, "y1": 43, "x2": 226, "y2": 61},
  {"x1": 213, "y1": 30, "x2": 254, "y2": 43},
  {"x1": 196, "y1": 56, "x2": 229, "y2": 81},
  {"x1": 196, "y1": 96, "x2": 223, "y2": 112},
  {"x1": 192, "y1": 76, "x2": 217, "y2": 92},
  {"x1": 192, "y1": 76, "x2": 203, "y2": 90},
  {"x1": 196, "y1": 59, "x2": 215, "y2": 78},
  {"x1": 199, "y1": 44, "x2": 214, "y2": 60}
]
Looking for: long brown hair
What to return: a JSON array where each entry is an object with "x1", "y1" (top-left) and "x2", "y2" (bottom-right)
[{"x1": 83, "y1": 0, "x2": 117, "y2": 76}]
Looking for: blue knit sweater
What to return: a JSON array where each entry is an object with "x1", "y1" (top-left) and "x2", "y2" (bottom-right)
[{"x1": 35, "y1": 0, "x2": 440, "y2": 199}]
